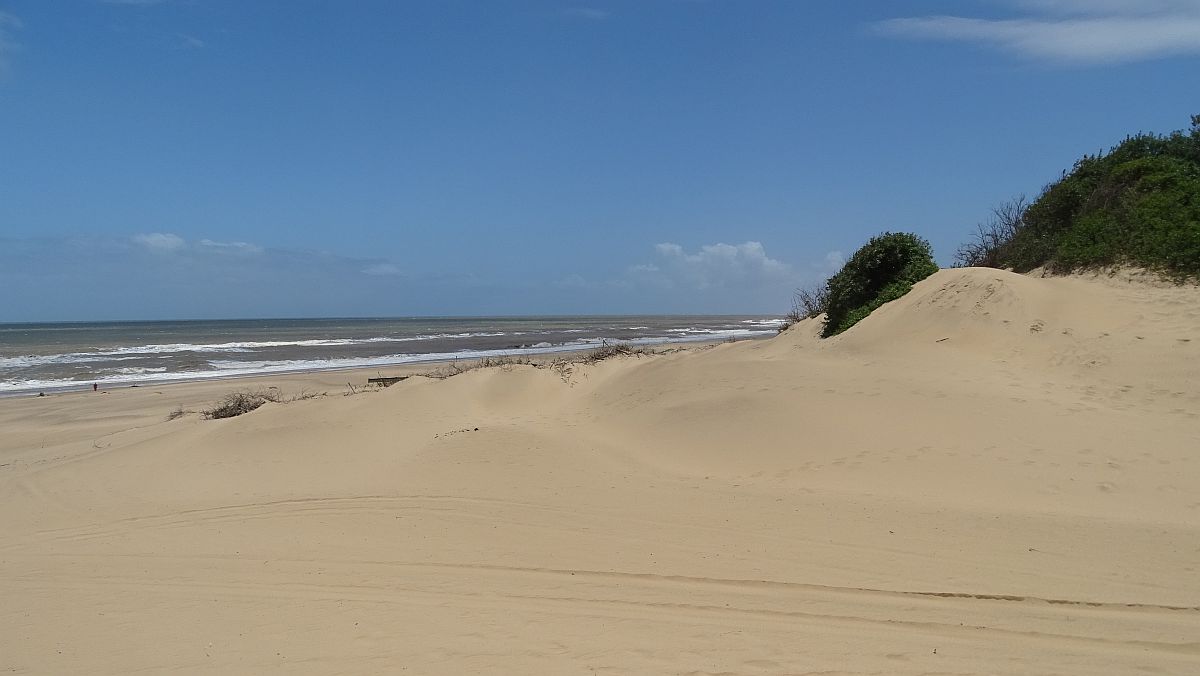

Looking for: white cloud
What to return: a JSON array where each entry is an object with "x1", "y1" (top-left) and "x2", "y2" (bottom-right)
[
  {"x1": 132, "y1": 232, "x2": 186, "y2": 252},
  {"x1": 362, "y1": 263, "x2": 402, "y2": 276},
  {"x1": 1014, "y1": 0, "x2": 1200, "y2": 15},
  {"x1": 875, "y1": 0, "x2": 1200, "y2": 64},
  {"x1": 634, "y1": 241, "x2": 793, "y2": 290},
  {"x1": 133, "y1": 235, "x2": 264, "y2": 256},
  {"x1": 823, "y1": 250, "x2": 845, "y2": 272},
  {"x1": 178, "y1": 34, "x2": 205, "y2": 49},
  {"x1": 0, "y1": 11, "x2": 21, "y2": 75},
  {"x1": 198, "y1": 239, "x2": 262, "y2": 255},
  {"x1": 554, "y1": 273, "x2": 589, "y2": 289}
]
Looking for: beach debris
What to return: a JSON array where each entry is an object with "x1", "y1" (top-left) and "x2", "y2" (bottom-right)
[
  {"x1": 367, "y1": 376, "x2": 408, "y2": 387},
  {"x1": 434, "y1": 426, "x2": 481, "y2": 439},
  {"x1": 200, "y1": 389, "x2": 282, "y2": 419}
]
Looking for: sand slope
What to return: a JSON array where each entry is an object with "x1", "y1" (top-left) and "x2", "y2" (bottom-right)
[{"x1": 1, "y1": 268, "x2": 1198, "y2": 674}]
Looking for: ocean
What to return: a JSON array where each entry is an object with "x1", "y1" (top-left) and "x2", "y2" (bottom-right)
[{"x1": 0, "y1": 316, "x2": 782, "y2": 395}]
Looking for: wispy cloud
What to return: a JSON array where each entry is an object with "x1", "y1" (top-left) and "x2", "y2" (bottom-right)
[
  {"x1": 0, "y1": 11, "x2": 22, "y2": 76},
  {"x1": 198, "y1": 239, "x2": 261, "y2": 255},
  {"x1": 562, "y1": 7, "x2": 610, "y2": 21},
  {"x1": 1013, "y1": 0, "x2": 1200, "y2": 14},
  {"x1": 627, "y1": 241, "x2": 794, "y2": 291},
  {"x1": 133, "y1": 232, "x2": 186, "y2": 252},
  {"x1": 361, "y1": 263, "x2": 402, "y2": 276},
  {"x1": 1, "y1": 235, "x2": 427, "y2": 320},
  {"x1": 544, "y1": 240, "x2": 805, "y2": 313},
  {"x1": 100, "y1": 0, "x2": 171, "y2": 6},
  {"x1": 178, "y1": 34, "x2": 205, "y2": 49},
  {"x1": 823, "y1": 250, "x2": 845, "y2": 272},
  {"x1": 875, "y1": 0, "x2": 1200, "y2": 64},
  {"x1": 134, "y1": 234, "x2": 265, "y2": 255}
]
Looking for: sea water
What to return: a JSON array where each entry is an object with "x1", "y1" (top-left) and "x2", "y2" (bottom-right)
[{"x1": 0, "y1": 316, "x2": 782, "y2": 395}]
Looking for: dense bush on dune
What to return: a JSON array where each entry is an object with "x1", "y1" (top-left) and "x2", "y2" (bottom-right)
[
  {"x1": 957, "y1": 115, "x2": 1200, "y2": 277},
  {"x1": 787, "y1": 117, "x2": 1199, "y2": 337},
  {"x1": 784, "y1": 232, "x2": 938, "y2": 338}
]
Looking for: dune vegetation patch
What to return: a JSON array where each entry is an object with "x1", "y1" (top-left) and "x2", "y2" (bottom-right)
[
  {"x1": 580, "y1": 342, "x2": 652, "y2": 363},
  {"x1": 957, "y1": 115, "x2": 1200, "y2": 279},
  {"x1": 779, "y1": 283, "x2": 830, "y2": 332},
  {"x1": 424, "y1": 342, "x2": 657, "y2": 382},
  {"x1": 201, "y1": 389, "x2": 282, "y2": 419},
  {"x1": 198, "y1": 388, "x2": 326, "y2": 420},
  {"x1": 786, "y1": 232, "x2": 938, "y2": 337}
]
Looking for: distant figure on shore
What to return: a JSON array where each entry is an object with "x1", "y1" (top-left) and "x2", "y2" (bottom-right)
[{"x1": 93, "y1": 383, "x2": 98, "y2": 392}]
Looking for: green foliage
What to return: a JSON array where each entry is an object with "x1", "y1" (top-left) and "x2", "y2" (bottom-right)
[
  {"x1": 969, "y1": 115, "x2": 1200, "y2": 277},
  {"x1": 822, "y1": 232, "x2": 939, "y2": 337}
]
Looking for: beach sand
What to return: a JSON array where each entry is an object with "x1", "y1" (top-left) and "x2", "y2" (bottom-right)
[{"x1": 1, "y1": 267, "x2": 1198, "y2": 674}]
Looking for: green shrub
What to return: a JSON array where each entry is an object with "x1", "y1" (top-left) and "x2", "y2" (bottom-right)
[
  {"x1": 822, "y1": 232, "x2": 939, "y2": 337},
  {"x1": 960, "y1": 115, "x2": 1200, "y2": 278}
]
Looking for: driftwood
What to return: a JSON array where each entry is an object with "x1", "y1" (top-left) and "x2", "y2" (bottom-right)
[{"x1": 367, "y1": 376, "x2": 409, "y2": 388}]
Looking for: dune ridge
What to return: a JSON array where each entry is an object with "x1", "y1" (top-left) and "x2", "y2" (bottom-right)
[{"x1": 1, "y1": 268, "x2": 1198, "y2": 674}]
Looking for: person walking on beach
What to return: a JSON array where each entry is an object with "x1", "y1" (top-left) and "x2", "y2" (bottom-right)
[{"x1": 93, "y1": 383, "x2": 97, "y2": 392}]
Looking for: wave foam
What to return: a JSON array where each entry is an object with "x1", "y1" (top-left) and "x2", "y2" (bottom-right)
[
  {"x1": 0, "y1": 332, "x2": 511, "y2": 369},
  {"x1": 0, "y1": 330, "x2": 776, "y2": 394}
]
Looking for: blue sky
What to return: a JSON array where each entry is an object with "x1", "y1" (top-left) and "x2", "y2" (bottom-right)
[{"x1": 1, "y1": 0, "x2": 1198, "y2": 320}]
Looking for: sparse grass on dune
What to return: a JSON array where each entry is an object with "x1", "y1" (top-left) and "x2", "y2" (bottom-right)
[
  {"x1": 580, "y1": 342, "x2": 651, "y2": 363},
  {"x1": 197, "y1": 387, "x2": 328, "y2": 420},
  {"x1": 422, "y1": 342, "x2": 656, "y2": 381},
  {"x1": 200, "y1": 389, "x2": 282, "y2": 420}
]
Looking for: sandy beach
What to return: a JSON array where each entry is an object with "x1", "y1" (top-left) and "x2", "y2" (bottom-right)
[{"x1": 2, "y1": 267, "x2": 1198, "y2": 674}]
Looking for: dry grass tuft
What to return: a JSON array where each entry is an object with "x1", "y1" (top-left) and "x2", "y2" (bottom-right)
[
  {"x1": 200, "y1": 389, "x2": 283, "y2": 420},
  {"x1": 579, "y1": 342, "x2": 650, "y2": 363},
  {"x1": 422, "y1": 342, "x2": 656, "y2": 382}
]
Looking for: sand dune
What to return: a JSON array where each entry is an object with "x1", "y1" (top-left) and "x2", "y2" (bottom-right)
[{"x1": 2, "y1": 268, "x2": 1198, "y2": 674}]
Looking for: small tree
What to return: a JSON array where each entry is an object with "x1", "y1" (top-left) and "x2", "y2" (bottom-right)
[{"x1": 822, "y1": 232, "x2": 939, "y2": 337}]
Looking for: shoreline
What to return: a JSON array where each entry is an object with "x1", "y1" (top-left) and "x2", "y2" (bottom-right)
[
  {"x1": 1, "y1": 322, "x2": 780, "y2": 398},
  {"x1": 0, "y1": 334, "x2": 746, "y2": 401}
]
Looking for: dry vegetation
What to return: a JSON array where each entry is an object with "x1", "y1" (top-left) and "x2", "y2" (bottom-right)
[
  {"x1": 579, "y1": 342, "x2": 651, "y2": 363},
  {"x1": 779, "y1": 283, "x2": 831, "y2": 332},
  {"x1": 192, "y1": 344, "x2": 660, "y2": 420},
  {"x1": 200, "y1": 390, "x2": 282, "y2": 420},
  {"x1": 197, "y1": 388, "x2": 328, "y2": 420},
  {"x1": 423, "y1": 343, "x2": 656, "y2": 382}
]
